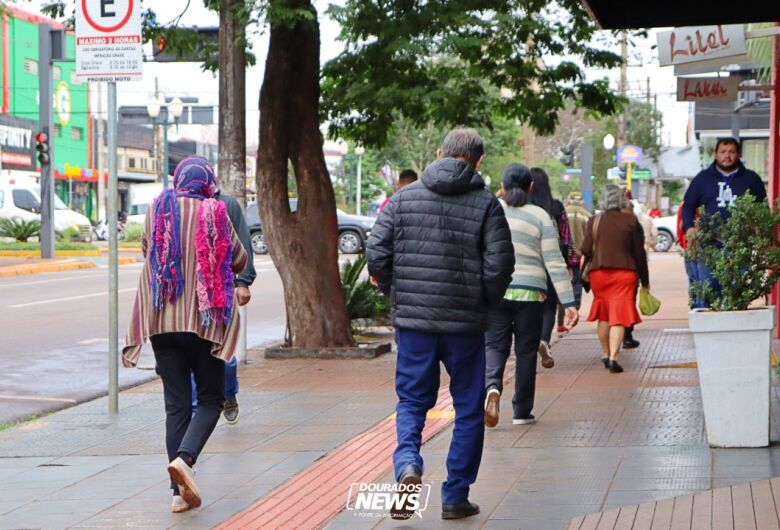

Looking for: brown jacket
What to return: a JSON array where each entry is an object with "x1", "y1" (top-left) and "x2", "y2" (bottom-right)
[{"x1": 580, "y1": 210, "x2": 649, "y2": 287}]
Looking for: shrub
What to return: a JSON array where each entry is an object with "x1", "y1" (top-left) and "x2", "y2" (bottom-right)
[
  {"x1": 686, "y1": 193, "x2": 780, "y2": 311},
  {"x1": 123, "y1": 223, "x2": 143, "y2": 242},
  {"x1": 341, "y1": 253, "x2": 390, "y2": 330},
  {"x1": 0, "y1": 217, "x2": 41, "y2": 242},
  {"x1": 56, "y1": 226, "x2": 80, "y2": 242}
]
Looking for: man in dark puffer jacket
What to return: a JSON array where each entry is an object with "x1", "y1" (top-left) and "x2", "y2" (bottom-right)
[{"x1": 368, "y1": 128, "x2": 514, "y2": 520}]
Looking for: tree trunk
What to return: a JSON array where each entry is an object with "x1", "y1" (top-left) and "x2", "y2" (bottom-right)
[
  {"x1": 257, "y1": 0, "x2": 354, "y2": 348},
  {"x1": 218, "y1": 0, "x2": 247, "y2": 208}
]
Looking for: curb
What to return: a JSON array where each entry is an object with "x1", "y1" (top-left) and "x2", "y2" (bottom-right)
[
  {"x1": 0, "y1": 250, "x2": 101, "y2": 257},
  {"x1": 99, "y1": 247, "x2": 143, "y2": 254},
  {"x1": 0, "y1": 256, "x2": 138, "y2": 277},
  {"x1": 0, "y1": 259, "x2": 97, "y2": 277}
]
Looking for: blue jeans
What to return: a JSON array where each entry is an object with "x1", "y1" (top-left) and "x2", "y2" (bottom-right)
[
  {"x1": 191, "y1": 356, "x2": 239, "y2": 414},
  {"x1": 393, "y1": 328, "x2": 486, "y2": 505},
  {"x1": 690, "y1": 261, "x2": 719, "y2": 309}
]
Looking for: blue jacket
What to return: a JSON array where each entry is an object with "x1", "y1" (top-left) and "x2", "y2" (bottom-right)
[{"x1": 681, "y1": 162, "x2": 766, "y2": 232}]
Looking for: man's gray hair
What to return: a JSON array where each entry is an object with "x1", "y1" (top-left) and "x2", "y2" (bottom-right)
[
  {"x1": 600, "y1": 184, "x2": 628, "y2": 211},
  {"x1": 440, "y1": 128, "x2": 484, "y2": 167}
]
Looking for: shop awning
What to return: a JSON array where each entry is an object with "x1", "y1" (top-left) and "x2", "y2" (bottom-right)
[{"x1": 581, "y1": 1, "x2": 780, "y2": 29}]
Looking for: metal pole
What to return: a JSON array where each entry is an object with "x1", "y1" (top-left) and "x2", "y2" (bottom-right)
[
  {"x1": 579, "y1": 142, "x2": 594, "y2": 212},
  {"x1": 38, "y1": 24, "x2": 54, "y2": 259},
  {"x1": 238, "y1": 305, "x2": 247, "y2": 364},
  {"x1": 626, "y1": 161, "x2": 634, "y2": 192},
  {"x1": 96, "y1": 82, "x2": 105, "y2": 221},
  {"x1": 107, "y1": 82, "x2": 119, "y2": 414},
  {"x1": 163, "y1": 123, "x2": 169, "y2": 188},
  {"x1": 356, "y1": 154, "x2": 363, "y2": 216}
]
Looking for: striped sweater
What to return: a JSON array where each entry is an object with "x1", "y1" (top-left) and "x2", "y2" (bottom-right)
[
  {"x1": 122, "y1": 197, "x2": 248, "y2": 368},
  {"x1": 502, "y1": 202, "x2": 575, "y2": 307}
]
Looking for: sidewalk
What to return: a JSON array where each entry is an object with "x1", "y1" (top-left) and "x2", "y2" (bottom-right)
[{"x1": 0, "y1": 253, "x2": 778, "y2": 529}]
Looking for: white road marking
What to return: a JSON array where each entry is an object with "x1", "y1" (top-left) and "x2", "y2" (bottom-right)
[
  {"x1": 0, "y1": 394, "x2": 77, "y2": 403},
  {"x1": 9, "y1": 288, "x2": 137, "y2": 308}
]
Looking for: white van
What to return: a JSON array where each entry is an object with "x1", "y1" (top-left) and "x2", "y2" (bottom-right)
[
  {"x1": 127, "y1": 182, "x2": 163, "y2": 225},
  {"x1": 0, "y1": 175, "x2": 93, "y2": 242}
]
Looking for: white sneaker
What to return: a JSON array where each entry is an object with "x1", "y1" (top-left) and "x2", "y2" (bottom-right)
[
  {"x1": 513, "y1": 415, "x2": 537, "y2": 425},
  {"x1": 167, "y1": 457, "x2": 202, "y2": 508},
  {"x1": 171, "y1": 495, "x2": 190, "y2": 513},
  {"x1": 484, "y1": 388, "x2": 500, "y2": 428},
  {"x1": 538, "y1": 341, "x2": 554, "y2": 369}
]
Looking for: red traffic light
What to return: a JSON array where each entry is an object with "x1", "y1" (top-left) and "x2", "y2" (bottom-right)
[{"x1": 35, "y1": 132, "x2": 48, "y2": 143}]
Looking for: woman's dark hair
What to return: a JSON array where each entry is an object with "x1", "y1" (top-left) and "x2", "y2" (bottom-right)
[
  {"x1": 528, "y1": 167, "x2": 554, "y2": 216},
  {"x1": 502, "y1": 163, "x2": 533, "y2": 207}
]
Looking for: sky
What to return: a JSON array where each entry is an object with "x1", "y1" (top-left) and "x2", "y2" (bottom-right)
[{"x1": 26, "y1": 0, "x2": 692, "y2": 149}]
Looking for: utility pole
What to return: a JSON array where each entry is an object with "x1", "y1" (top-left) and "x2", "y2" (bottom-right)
[
  {"x1": 618, "y1": 30, "x2": 628, "y2": 145},
  {"x1": 646, "y1": 77, "x2": 651, "y2": 104},
  {"x1": 38, "y1": 24, "x2": 54, "y2": 259},
  {"x1": 154, "y1": 77, "x2": 165, "y2": 185}
]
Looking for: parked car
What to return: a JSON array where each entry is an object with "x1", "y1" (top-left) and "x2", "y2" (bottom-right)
[
  {"x1": 0, "y1": 176, "x2": 93, "y2": 241},
  {"x1": 246, "y1": 199, "x2": 375, "y2": 255},
  {"x1": 652, "y1": 214, "x2": 678, "y2": 252}
]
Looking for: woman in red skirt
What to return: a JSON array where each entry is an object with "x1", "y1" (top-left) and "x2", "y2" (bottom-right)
[{"x1": 580, "y1": 185, "x2": 649, "y2": 373}]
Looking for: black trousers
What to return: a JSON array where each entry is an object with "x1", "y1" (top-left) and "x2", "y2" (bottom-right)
[
  {"x1": 151, "y1": 332, "x2": 225, "y2": 493},
  {"x1": 541, "y1": 276, "x2": 558, "y2": 344},
  {"x1": 485, "y1": 300, "x2": 544, "y2": 419}
]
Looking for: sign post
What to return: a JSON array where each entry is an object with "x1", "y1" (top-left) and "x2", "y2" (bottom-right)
[
  {"x1": 76, "y1": 0, "x2": 143, "y2": 415},
  {"x1": 617, "y1": 145, "x2": 643, "y2": 193}
]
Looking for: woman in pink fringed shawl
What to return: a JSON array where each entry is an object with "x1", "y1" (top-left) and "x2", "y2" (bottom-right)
[{"x1": 123, "y1": 156, "x2": 247, "y2": 513}]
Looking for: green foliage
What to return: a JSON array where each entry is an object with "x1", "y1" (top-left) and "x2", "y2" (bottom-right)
[
  {"x1": 340, "y1": 254, "x2": 390, "y2": 330},
  {"x1": 370, "y1": 113, "x2": 523, "y2": 194},
  {"x1": 584, "y1": 99, "x2": 663, "y2": 204},
  {"x1": 0, "y1": 218, "x2": 41, "y2": 242},
  {"x1": 55, "y1": 226, "x2": 79, "y2": 242},
  {"x1": 124, "y1": 224, "x2": 143, "y2": 243},
  {"x1": 661, "y1": 181, "x2": 685, "y2": 208},
  {"x1": 322, "y1": 0, "x2": 626, "y2": 147},
  {"x1": 0, "y1": 241, "x2": 98, "y2": 251},
  {"x1": 685, "y1": 194, "x2": 780, "y2": 311},
  {"x1": 747, "y1": 23, "x2": 774, "y2": 83}
]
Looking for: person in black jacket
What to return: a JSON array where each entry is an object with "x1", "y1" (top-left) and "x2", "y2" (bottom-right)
[
  {"x1": 368, "y1": 127, "x2": 514, "y2": 521},
  {"x1": 189, "y1": 190, "x2": 256, "y2": 426}
]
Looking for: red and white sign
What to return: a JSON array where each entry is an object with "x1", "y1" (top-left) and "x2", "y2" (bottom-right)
[
  {"x1": 676, "y1": 76, "x2": 740, "y2": 102},
  {"x1": 658, "y1": 25, "x2": 746, "y2": 68},
  {"x1": 75, "y1": 0, "x2": 143, "y2": 82}
]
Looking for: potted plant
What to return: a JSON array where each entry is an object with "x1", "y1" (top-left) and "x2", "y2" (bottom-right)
[{"x1": 686, "y1": 194, "x2": 780, "y2": 447}]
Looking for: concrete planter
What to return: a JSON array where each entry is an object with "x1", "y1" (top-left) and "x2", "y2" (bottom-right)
[{"x1": 689, "y1": 307, "x2": 776, "y2": 448}]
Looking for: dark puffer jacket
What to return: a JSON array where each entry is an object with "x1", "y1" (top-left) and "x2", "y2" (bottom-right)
[{"x1": 367, "y1": 158, "x2": 515, "y2": 334}]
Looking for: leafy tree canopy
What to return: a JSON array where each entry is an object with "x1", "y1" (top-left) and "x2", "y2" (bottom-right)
[{"x1": 322, "y1": 0, "x2": 626, "y2": 147}]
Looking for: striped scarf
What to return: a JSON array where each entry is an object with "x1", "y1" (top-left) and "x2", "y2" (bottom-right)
[{"x1": 149, "y1": 156, "x2": 234, "y2": 327}]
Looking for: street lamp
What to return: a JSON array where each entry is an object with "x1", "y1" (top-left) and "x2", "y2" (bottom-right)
[
  {"x1": 603, "y1": 133, "x2": 616, "y2": 150},
  {"x1": 355, "y1": 145, "x2": 365, "y2": 215},
  {"x1": 147, "y1": 95, "x2": 184, "y2": 188}
]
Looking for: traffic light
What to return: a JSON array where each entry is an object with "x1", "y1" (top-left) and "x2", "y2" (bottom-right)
[
  {"x1": 35, "y1": 132, "x2": 50, "y2": 165},
  {"x1": 559, "y1": 144, "x2": 574, "y2": 167}
]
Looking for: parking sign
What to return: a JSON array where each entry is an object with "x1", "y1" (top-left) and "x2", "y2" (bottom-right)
[{"x1": 75, "y1": 0, "x2": 143, "y2": 82}]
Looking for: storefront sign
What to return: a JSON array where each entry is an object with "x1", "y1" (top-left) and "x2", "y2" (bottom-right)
[
  {"x1": 658, "y1": 25, "x2": 746, "y2": 67},
  {"x1": 677, "y1": 76, "x2": 739, "y2": 102},
  {"x1": 617, "y1": 145, "x2": 643, "y2": 165},
  {"x1": 0, "y1": 115, "x2": 36, "y2": 171}
]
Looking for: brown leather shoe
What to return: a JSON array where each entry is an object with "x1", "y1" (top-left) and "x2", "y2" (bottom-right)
[{"x1": 484, "y1": 388, "x2": 500, "y2": 428}]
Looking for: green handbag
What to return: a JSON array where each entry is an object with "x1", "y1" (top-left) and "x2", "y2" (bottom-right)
[{"x1": 639, "y1": 286, "x2": 661, "y2": 316}]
